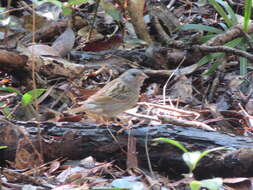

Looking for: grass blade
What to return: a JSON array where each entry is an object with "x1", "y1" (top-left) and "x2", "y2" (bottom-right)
[
  {"x1": 179, "y1": 24, "x2": 224, "y2": 34},
  {"x1": 215, "y1": 0, "x2": 238, "y2": 25},
  {"x1": 208, "y1": 0, "x2": 233, "y2": 27},
  {"x1": 243, "y1": 0, "x2": 252, "y2": 32},
  {"x1": 153, "y1": 138, "x2": 188, "y2": 153}
]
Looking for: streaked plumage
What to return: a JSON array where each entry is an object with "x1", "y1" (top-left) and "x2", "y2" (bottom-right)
[{"x1": 68, "y1": 69, "x2": 148, "y2": 122}]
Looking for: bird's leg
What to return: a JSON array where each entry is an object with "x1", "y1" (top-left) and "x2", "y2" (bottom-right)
[{"x1": 115, "y1": 117, "x2": 134, "y2": 133}]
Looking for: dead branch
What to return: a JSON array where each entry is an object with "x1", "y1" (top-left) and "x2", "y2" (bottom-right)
[
  {"x1": 206, "y1": 23, "x2": 253, "y2": 46},
  {"x1": 194, "y1": 45, "x2": 253, "y2": 62}
]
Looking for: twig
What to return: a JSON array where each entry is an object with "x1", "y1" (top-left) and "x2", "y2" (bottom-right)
[
  {"x1": 138, "y1": 102, "x2": 200, "y2": 119},
  {"x1": 194, "y1": 45, "x2": 253, "y2": 62},
  {"x1": 205, "y1": 23, "x2": 253, "y2": 46},
  {"x1": 162, "y1": 56, "x2": 185, "y2": 105},
  {"x1": 124, "y1": 110, "x2": 160, "y2": 121},
  {"x1": 145, "y1": 130, "x2": 155, "y2": 179},
  {"x1": 0, "y1": 7, "x2": 25, "y2": 14},
  {"x1": 158, "y1": 115, "x2": 215, "y2": 131},
  {"x1": 143, "y1": 63, "x2": 200, "y2": 77}
]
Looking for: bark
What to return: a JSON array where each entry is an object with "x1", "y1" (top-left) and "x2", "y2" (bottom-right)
[{"x1": 1, "y1": 119, "x2": 253, "y2": 178}]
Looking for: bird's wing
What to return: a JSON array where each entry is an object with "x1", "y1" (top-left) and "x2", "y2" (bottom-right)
[{"x1": 87, "y1": 79, "x2": 135, "y2": 105}]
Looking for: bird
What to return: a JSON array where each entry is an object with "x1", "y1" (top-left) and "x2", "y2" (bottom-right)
[{"x1": 67, "y1": 69, "x2": 148, "y2": 123}]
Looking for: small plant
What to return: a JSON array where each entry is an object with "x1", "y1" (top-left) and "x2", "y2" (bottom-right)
[
  {"x1": 190, "y1": 178, "x2": 223, "y2": 190},
  {"x1": 153, "y1": 137, "x2": 227, "y2": 176},
  {"x1": 0, "y1": 87, "x2": 46, "y2": 119},
  {"x1": 153, "y1": 138, "x2": 227, "y2": 190},
  {"x1": 179, "y1": 0, "x2": 238, "y2": 42},
  {"x1": 0, "y1": 87, "x2": 46, "y2": 107},
  {"x1": 179, "y1": 0, "x2": 252, "y2": 75},
  {"x1": 0, "y1": 145, "x2": 7, "y2": 150}
]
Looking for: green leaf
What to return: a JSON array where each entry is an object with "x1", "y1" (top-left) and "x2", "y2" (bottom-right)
[
  {"x1": 153, "y1": 138, "x2": 188, "y2": 153},
  {"x1": 200, "y1": 178, "x2": 223, "y2": 190},
  {"x1": 0, "y1": 87, "x2": 22, "y2": 96},
  {"x1": 225, "y1": 37, "x2": 243, "y2": 47},
  {"x1": 183, "y1": 147, "x2": 227, "y2": 172},
  {"x1": 62, "y1": 6, "x2": 72, "y2": 16},
  {"x1": 179, "y1": 24, "x2": 224, "y2": 34},
  {"x1": 21, "y1": 89, "x2": 46, "y2": 107},
  {"x1": 68, "y1": 0, "x2": 88, "y2": 6},
  {"x1": 215, "y1": 0, "x2": 238, "y2": 25},
  {"x1": 243, "y1": 0, "x2": 252, "y2": 32},
  {"x1": 0, "y1": 145, "x2": 7, "y2": 149},
  {"x1": 202, "y1": 37, "x2": 245, "y2": 74},
  {"x1": 199, "y1": 34, "x2": 217, "y2": 43},
  {"x1": 239, "y1": 45, "x2": 248, "y2": 75},
  {"x1": 208, "y1": 0, "x2": 233, "y2": 27},
  {"x1": 197, "y1": 37, "x2": 243, "y2": 67},
  {"x1": 196, "y1": 53, "x2": 223, "y2": 66},
  {"x1": 240, "y1": 56, "x2": 248, "y2": 75},
  {"x1": 1, "y1": 106, "x2": 13, "y2": 119},
  {"x1": 100, "y1": 0, "x2": 121, "y2": 22},
  {"x1": 190, "y1": 180, "x2": 201, "y2": 190},
  {"x1": 203, "y1": 60, "x2": 223, "y2": 75},
  {"x1": 183, "y1": 151, "x2": 201, "y2": 172}
]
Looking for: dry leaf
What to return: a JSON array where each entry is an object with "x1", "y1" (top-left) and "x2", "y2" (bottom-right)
[{"x1": 52, "y1": 27, "x2": 75, "y2": 57}]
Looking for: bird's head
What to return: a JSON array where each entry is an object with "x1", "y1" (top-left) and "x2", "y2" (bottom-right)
[{"x1": 120, "y1": 69, "x2": 148, "y2": 88}]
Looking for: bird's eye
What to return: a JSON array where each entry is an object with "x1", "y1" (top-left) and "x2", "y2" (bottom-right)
[{"x1": 132, "y1": 73, "x2": 137, "y2": 77}]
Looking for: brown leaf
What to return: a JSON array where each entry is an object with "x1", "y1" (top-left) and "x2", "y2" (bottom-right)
[
  {"x1": 52, "y1": 27, "x2": 75, "y2": 57},
  {"x1": 83, "y1": 34, "x2": 123, "y2": 52}
]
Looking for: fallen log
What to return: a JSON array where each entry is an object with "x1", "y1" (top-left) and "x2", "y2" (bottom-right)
[{"x1": 1, "y1": 119, "x2": 253, "y2": 178}]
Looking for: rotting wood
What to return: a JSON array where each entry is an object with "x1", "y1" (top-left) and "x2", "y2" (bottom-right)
[{"x1": 1, "y1": 120, "x2": 253, "y2": 178}]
